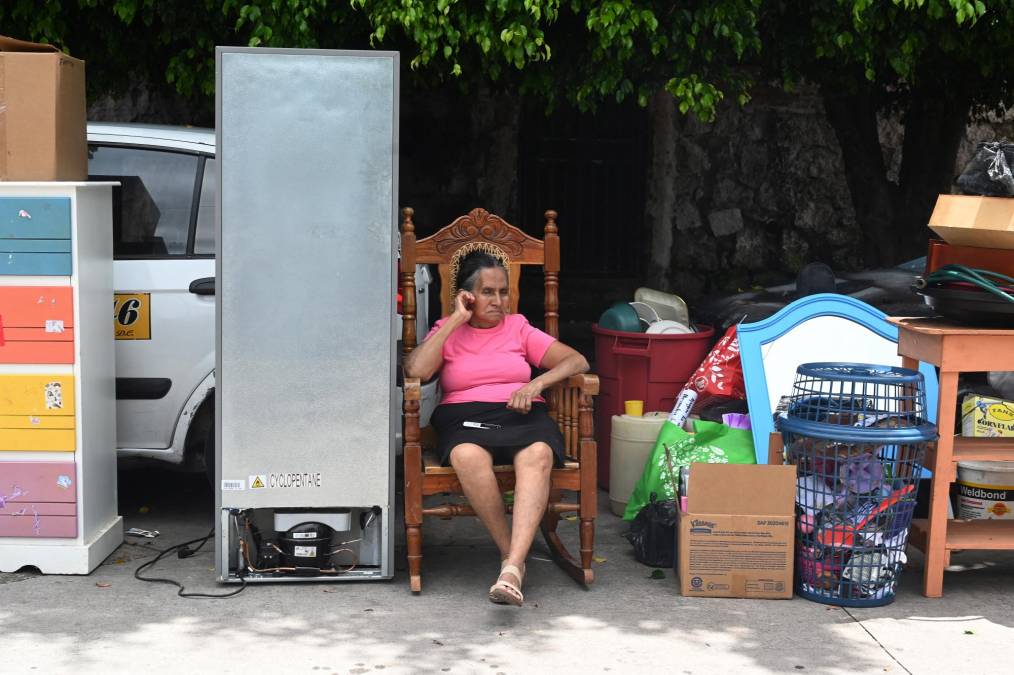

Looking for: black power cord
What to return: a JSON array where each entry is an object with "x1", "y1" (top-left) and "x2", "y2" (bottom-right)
[{"x1": 135, "y1": 528, "x2": 247, "y2": 599}]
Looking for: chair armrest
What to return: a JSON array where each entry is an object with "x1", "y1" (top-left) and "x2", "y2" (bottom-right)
[
  {"x1": 565, "y1": 373, "x2": 599, "y2": 396},
  {"x1": 403, "y1": 376, "x2": 422, "y2": 402}
]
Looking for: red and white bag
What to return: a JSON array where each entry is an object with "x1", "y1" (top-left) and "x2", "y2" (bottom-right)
[{"x1": 668, "y1": 325, "x2": 745, "y2": 426}]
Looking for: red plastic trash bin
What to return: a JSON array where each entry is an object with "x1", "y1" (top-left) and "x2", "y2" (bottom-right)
[{"x1": 592, "y1": 323, "x2": 715, "y2": 490}]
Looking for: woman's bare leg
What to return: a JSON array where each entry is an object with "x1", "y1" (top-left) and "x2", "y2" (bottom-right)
[
  {"x1": 503, "y1": 441, "x2": 553, "y2": 584},
  {"x1": 449, "y1": 443, "x2": 511, "y2": 557}
]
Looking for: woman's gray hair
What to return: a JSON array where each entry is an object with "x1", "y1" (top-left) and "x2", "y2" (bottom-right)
[{"x1": 456, "y1": 250, "x2": 507, "y2": 292}]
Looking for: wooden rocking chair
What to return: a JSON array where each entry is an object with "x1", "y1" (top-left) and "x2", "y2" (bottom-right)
[{"x1": 400, "y1": 206, "x2": 599, "y2": 592}]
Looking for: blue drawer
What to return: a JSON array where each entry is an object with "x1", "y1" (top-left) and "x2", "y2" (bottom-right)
[
  {"x1": 0, "y1": 198, "x2": 72, "y2": 239},
  {"x1": 0, "y1": 239, "x2": 73, "y2": 253},
  {"x1": 0, "y1": 252, "x2": 72, "y2": 276}
]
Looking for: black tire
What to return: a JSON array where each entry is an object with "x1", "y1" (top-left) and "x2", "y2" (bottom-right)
[{"x1": 204, "y1": 402, "x2": 216, "y2": 487}]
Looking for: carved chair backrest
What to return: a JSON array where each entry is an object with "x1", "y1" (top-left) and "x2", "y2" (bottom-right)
[{"x1": 399, "y1": 207, "x2": 560, "y2": 355}]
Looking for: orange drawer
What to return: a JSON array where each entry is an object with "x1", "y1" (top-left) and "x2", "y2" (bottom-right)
[
  {"x1": 0, "y1": 287, "x2": 74, "y2": 327},
  {"x1": 0, "y1": 341, "x2": 74, "y2": 364},
  {"x1": 1, "y1": 327, "x2": 74, "y2": 342},
  {"x1": 0, "y1": 287, "x2": 74, "y2": 364}
]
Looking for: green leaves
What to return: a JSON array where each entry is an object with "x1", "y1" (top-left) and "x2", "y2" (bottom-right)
[{"x1": 4, "y1": 0, "x2": 761, "y2": 121}]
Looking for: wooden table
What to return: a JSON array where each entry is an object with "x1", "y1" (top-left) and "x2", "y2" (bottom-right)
[{"x1": 889, "y1": 317, "x2": 1014, "y2": 597}]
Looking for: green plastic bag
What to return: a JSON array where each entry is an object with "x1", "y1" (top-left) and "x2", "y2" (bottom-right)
[{"x1": 622, "y1": 419, "x2": 756, "y2": 520}]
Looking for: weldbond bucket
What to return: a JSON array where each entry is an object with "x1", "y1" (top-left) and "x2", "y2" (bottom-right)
[{"x1": 957, "y1": 461, "x2": 1014, "y2": 519}]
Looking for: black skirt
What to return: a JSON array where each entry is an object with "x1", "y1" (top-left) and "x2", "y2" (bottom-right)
[{"x1": 430, "y1": 401, "x2": 566, "y2": 468}]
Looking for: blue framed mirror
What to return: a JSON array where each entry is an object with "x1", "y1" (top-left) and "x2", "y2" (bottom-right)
[{"x1": 738, "y1": 293, "x2": 939, "y2": 465}]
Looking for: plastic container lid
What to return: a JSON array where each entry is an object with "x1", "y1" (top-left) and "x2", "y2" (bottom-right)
[
  {"x1": 610, "y1": 411, "x2": 668, "y2": 423},
  {"x1": 957, "y1": 460, "x2": 1014, "y2": 473}
]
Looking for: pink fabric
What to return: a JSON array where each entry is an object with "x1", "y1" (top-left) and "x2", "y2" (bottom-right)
[{"x1": 425, "y1": 313, "x2": 557, "y2": 404}]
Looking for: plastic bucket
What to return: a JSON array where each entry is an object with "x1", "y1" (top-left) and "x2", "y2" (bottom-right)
[
  {"x1": 957, "y1": 461, "x2": 1014, "y2": 519},
  {"x1": 592, "y1": 323, "x2": 714, "y2": 489},
  {"x1": 608, "y1": 412, "x2": 667, "y2": 516}
]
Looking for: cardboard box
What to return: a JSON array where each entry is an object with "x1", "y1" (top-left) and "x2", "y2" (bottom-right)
[
  {"x1": 928, "y1": 194, "x2": 1014, "y2": 250},
  {"x1": 676, "y1": 463, "x2": 796, "y2": 599},
  {"x1": 926, "y1": 239, "x2": 1014, "y2": 279},
  {"x1": 0, "y1": 35, "x2": 86, "y2": 181},
  {"x1": 962, "y1": 394, "x2": 1014, "y2": 438}
]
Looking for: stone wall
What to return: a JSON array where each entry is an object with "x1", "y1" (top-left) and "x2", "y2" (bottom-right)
[
  {"x1": 644, "y1": 85, "x2": 1014, "y2": 301},
  {"x1": 646, "y1": 86, "x2": 863, "y2": 299}
]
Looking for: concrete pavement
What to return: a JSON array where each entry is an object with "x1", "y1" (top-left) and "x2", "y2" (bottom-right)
[{"x1": 1, "y1": 467, "x2": 1011, "y2": 674}]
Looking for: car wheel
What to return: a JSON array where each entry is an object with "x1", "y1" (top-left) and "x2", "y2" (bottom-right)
[{"x1": 204, "y1": 406, "x2": 216, "y2": 487}]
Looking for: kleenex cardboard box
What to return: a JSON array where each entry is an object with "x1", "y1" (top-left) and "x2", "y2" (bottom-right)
[
  {"x1": 0, "y1": 35, "x2": 87, "y2": 181},
  {"x1": 677, "y1": 463, "x2": 796, "y2": 599}
]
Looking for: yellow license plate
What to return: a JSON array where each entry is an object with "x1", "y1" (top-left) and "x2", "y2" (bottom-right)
[{"x1": 114, "y1": 293, "x2": 151, "y2": 340}]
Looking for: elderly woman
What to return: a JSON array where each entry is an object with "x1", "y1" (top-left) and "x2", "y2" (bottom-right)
[{"x1": 403, "y1": 251, "x2": 589, "y2": 606}]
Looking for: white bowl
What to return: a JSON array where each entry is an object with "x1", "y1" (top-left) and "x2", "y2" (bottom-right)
[
  {"x1": 645, "y1": 320, "x2": 694, "y2": 334},
  {"x1": 629, "y1": 301, "x2": 661, "y2": 329}
]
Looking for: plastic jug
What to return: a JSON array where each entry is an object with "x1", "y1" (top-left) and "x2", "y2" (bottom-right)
[{"x1": 609, "y1": 411, "x2": 668, "y2": 516}]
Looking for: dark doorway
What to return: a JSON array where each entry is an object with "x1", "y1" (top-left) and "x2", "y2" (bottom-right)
[{"x1": 518, "y1": 101, "x2": 649, "y2": 352}]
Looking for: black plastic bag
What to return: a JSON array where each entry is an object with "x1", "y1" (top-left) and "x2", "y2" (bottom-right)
[
  {"x1": 623, "y1": 492, "x2": 679, "y2": 567},
  {"x1": 956, "y1": 142, "x2": 1014, "y2": 197}
]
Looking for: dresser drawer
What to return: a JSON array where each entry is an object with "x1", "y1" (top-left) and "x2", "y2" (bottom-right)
[
  {"x1": 0, "y1": 515, "x2": 77, "y2": 538},
  {"x1": 0, "y1": 286, "x2": 75, "y2": 363},
  {"x1": 0, "y1": 428, "x2": 75, "y2": 452},
  {"x1": 0, "y1": 501, "x2": 76, "y2": 516},
  {"x1": 0, "y1": 197, "x2": 72, "y2": 239},
  {"x1": 0, "y1": 375, "x2": 75, "y2": 416},
  {"x1": 0, "y1": 252, "x2": 72, "y2": 276},
  {"x1": 0, "y1": 341, "x2": 74, "y2": 364},
  {"x1": 0, "y1": 287, "x2": 73, "y2": 326},
  {"x1": 0, "y1": 415, "x2": 75, "y2": 430},
  {"x1": 0, "y1": 239, "x2": 73, "y2": 253},
  {"x1": 0, "y1": 461, "x2": 76, "y2": 502}
]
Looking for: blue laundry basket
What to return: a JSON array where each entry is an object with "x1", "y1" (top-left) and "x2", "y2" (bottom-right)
[{"x1": 777, "y1": 363, "x2": 937, "y2": 607}]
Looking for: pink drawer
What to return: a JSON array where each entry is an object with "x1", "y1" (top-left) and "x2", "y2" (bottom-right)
[
  {"x1": 0, "y1": 515, "x2": 76, "y2": 537},
  {"x1": 0, "y1": 461, "x2": 76, "y2": 503},
  {"x1": 0, "y1": 501, "x2": 75, "y2": 516}
]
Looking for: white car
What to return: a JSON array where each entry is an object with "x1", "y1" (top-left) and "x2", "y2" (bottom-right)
[
  {"x1": 87, "y1": 122, "x2": 433, "y2": 475},
  {"x1": 88, "y1": 123, "x2": 217, "y2": 472}
]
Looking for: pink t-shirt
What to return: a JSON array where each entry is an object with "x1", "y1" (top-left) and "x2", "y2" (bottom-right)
[{"x1": 425, "y1": 313, "x2": 557, "y2": 405}]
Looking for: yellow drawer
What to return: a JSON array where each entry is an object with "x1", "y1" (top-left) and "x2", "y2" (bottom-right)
[
  {"x1": 0, "y1": 428, "x2": 76, "y2": 452},
  {"x1": 0, "y1": 375, "x2": 75, "y2": 416},
  {"x1": 0, "y1": 415, "x2": 75, "y2": 429}
]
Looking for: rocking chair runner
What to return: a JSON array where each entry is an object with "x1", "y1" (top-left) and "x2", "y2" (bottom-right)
[{"x1": 400, "y1": 206, "x2": 599, "y2": 592}]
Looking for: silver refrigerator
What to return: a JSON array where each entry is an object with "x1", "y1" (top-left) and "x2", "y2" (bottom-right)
[{"x1": 214, "y1": 47, "x2": 399, "y2": 582}]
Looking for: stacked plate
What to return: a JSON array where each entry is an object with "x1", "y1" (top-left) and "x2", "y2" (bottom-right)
[{"x1": 597, "y1": 288, "x2": 694, "y2": 333}]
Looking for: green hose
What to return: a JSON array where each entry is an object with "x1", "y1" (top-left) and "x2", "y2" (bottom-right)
[{"x1": 916, "y1": 264, "x2": 1014, "y2": 304}]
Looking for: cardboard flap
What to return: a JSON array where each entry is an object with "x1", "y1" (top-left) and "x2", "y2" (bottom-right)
[
  {"x1": 0, "y1": 35, "x2": 60, "y2": 53},
  {"x1": 688, "y1": 463, "x2": 796, "y2": 516}
]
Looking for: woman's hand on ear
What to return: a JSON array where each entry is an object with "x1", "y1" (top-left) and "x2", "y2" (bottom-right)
[
  {"x1": 453, "y1": 290, "x2": 475, "y2": 324},
  {"x1": 507, "y1": 379, "x2": 544, "y2": 414}
]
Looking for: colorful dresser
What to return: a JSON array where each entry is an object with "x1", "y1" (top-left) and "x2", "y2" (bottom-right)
[{"x1": 0, "y1": 183, "x2": 122, "y2": 573}]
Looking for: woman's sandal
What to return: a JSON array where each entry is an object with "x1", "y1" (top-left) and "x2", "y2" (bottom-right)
[{"x1": 489, "y1": 562, "x2": 525, "y2": 606}]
